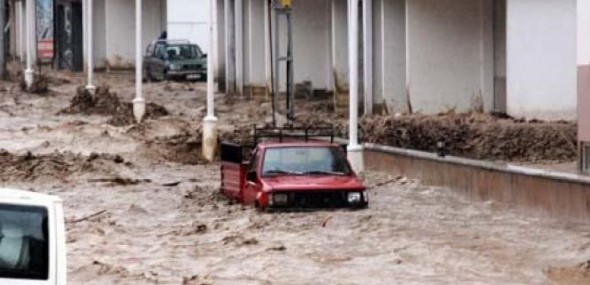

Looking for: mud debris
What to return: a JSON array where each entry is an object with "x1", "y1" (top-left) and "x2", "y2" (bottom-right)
[
  {"x1": 0, "y1": 150, "x2": 119, "y2": 182},
  {"x1": 545, "y1": 260, "x2": 590, "y2": 285},
  {"x1": 359, "y1": 113, "x2": 577, "y2": 162},
  {"x1": 20, "y1": 73, "x2": 50, "y2": 94},
  {"x1": 59, "y1": 85, "x2": 169, "y2": 126}
]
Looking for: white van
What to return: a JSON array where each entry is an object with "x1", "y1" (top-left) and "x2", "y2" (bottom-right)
[{"x1": 0, "y1": 189, "x2": 66, "y2": 285}]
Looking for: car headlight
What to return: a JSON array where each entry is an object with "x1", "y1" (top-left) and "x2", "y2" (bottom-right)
[
  {"x1": 272, "y1": 193, "x2": 289, "y2": 205},
  {"x1": 347, "y1": 192, "x2": 362, "y2": 203},
  {"x1": 169, "y1": 64, "x2": 180, "y2": 70}
]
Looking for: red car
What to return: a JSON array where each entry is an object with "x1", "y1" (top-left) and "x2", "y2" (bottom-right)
[{"x1": 220, "y1": 127, "x2": 368, "y2": 210}]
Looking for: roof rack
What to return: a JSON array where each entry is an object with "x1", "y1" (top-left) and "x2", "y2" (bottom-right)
[
  {"x1": 253, "y1": 124, "x2": 335, "y2": 144},
  {"x1": 154, "y1": 39, "x2": 192, "y2": 44}
]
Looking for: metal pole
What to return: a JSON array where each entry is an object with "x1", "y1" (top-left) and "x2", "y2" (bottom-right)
[
  {"x1": 286, "y1": 9, "x2": 293, "y2": 124},
  {"x1": 273, "y1": 2, "x2": 280, "y2": 126},
  {"x1": 362, "y1": 0, "x2": 372, "y2": 115},
  {"x1": 347, "y1": 0, "x2": 363, "y2": 172},
  {"x1": 24, "y1": 0, "x2": 33, "y2": 88},
  {"x1": 86, "y1": 0, "x2": 95, "y2": 92},
  {"x1": 203, "y1": 0, "x2": 218, "y2": 162},
  {"x1": 132, "y1": 0, "x2": 145, "y2": 123}
]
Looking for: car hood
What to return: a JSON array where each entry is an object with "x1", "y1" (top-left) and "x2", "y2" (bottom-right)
[{"x1": 261, "y1": 175, "x2": 365, "y2": 191}]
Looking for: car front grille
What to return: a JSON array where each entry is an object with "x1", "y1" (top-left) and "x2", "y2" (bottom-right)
[
  {"x1": 274, "y1": 191, "x2": 349, "y2": 208},
  {"x1": 183, "y1": 64, "x2": 203, "y2": 70}
]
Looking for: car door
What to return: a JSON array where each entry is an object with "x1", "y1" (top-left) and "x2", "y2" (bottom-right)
[{"x1": 243, "y1": 149, "x2": 262, "y2": 206}]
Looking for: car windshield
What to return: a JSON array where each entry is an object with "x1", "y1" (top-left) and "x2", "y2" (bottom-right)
[
  {"x1": 262, "y1": 146, "x2": 351, "y2": 176},
  {"x1": 0, "y1": 204, "x2": 48, "y2": 280},
  {"x1": 166, "y1": 44, "x2": 201, "y2": 60}
]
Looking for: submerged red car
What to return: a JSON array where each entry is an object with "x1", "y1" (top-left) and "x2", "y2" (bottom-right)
[{"x1": 220, "y1": 126, "x2": 368, "y2": 210}]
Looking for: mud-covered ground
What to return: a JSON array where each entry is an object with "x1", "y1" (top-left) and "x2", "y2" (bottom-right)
[{"x1": 0, "y1": 69, "x2": 589, "y2": 284}]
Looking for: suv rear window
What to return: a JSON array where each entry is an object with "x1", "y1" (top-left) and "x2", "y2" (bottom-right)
[{"x1": 0, "y1": 204, "x2": 49, "y2": 280}]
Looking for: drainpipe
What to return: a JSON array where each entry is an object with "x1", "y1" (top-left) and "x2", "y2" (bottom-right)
[
  {"x1": 133, "y1": 0, "x2": 145, "y2": 123},
  {"x1": 203, "y1": 0, "x2": 218, "y2": 162},
  {"x1": 86, "y1": 0, "x2": 95, "y2": 93},
  {"x1": 347, "y1": 0, "x2": 364, "y2": 172},
  {"x1": 24, "y1": 0, "x2": 33, "y2": 88}
]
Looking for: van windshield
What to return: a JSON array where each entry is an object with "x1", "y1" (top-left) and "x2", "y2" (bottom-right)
[
  {"x1": 0, "y1": 204, "x2": 48, "y2": 280},
  {"x1": 166, "y1": 44, "x2": 202, "y2": 60}
]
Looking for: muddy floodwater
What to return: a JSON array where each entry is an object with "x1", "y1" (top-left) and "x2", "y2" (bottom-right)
[{"x1": 0, "y1": 71, "x2": 588, "y2": 284}]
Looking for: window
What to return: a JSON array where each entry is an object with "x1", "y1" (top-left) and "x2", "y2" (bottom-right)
[
  {"x1": 165, "y1": 44, "x2": 201, "y2": 60},
  {"x1": 0, "y1": 204, "x2": 49, "y2": 280},
  {"x1": 262, "y1": 147, "x2": 351, "y2": 175}
]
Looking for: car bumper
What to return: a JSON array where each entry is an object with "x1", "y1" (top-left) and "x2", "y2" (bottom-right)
[{"x1": 263, "y1": 190, "x2": 368, "y2": 209}]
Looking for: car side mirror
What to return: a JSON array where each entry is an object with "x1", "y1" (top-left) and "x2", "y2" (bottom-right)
[
  {"x1": 246, "y1": 171, "x2": 257, "y2": 182},
  {"x1": 202, "y1": 53, "x2": 207, "y2": 58}
]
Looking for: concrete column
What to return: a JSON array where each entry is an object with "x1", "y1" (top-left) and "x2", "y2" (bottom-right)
[
  {"x1": 203, "y1": 0, "x2": 218, "y2": 162},
  {"x1": 86, "y1": 0, "x2": 95, "y2": 92},
  {"x1": 348, "y1": 0, "x2": 363, "y2": 172},
  {"x1": 16, "y1": 1, "x2": 23, "y2": 61},
  {"x1": 225, "y1": 0, "x2": 236, "y2": 94},
  {"x1": 133, "y1": 0, "x2": 145, "y2": 123},
  {"x1": 235, "y1": 0, "x2": 243, "y2": 95},
  {"x1": 264, "y1": 0, "x2": 271, "y2": 97},
  {"x1": 362, "y1": 0, "x2": 373, "y2": 115},
  {"x1": 506, "y1": 0, "x2": 576, "y2": 120},
  {"x1": 577, "y1": 0, "x2": 590, "y2": 170},
  {"x1": 217, "y1": 0, "x2": 226, "y2": 91},
  {"x1": 246, "y1": 0, "x2": 265, "y2": 95},
  {"x1": 331, "y1": 0, "x2": 348, "y2": 95},
  {"x1": 24, "y1": 0, "x2": 33, "y2": 88}
]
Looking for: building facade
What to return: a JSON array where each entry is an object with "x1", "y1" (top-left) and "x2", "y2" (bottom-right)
[{"x1": 217, "y1": 0, "x2": 578, "y2": 121}]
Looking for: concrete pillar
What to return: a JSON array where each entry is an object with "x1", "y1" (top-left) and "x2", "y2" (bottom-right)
[
  {"x1": 133, "y1": 0, "x2": 145, "y2": 123},
  {"x1": 225, "y1": 0, "x2": 236, "y2": 94},
  {"x1": 362, "y1": 0, "x2": 373, "y2": 115},
  {"x1": 373, "y1": 0, "x2": 406, "y2": 113},
  {"x1": 331, "y1": 0, "x2": 348, "y2": 95},
  {"x1": 203, "y1": 0, "x2": 218, "y2": 162},
  {"x1": 245, "y1": 0, "x2": 265, "y2": 95},
  {"x1": 235, "y1": 0, "x2": 243, "y2": 95},
  {"x1": 24, "y1": 0, "x2": 33, "y2": 88},
  {"x1": 264, "y1": 0, "x2": 271, "y2": 97},
  {"x1": 348, "y1": 0, "x2": 363, "y2": 172},
  {"x1": 577, "y1": 0, "x2": 590, "y2": 170},
  {"x1": 506, "y1": 0, "x2": 576, "y2": 120},
  {"x1": 16, "y1": 1, "x2": 23, "y2": 61},
  {"x1": 86, "y1": 0, "x2": 95, "y2": 92},
  {"x1": 406, "y1": 0, "x2": 493, "y2": 114},
  {"x1": 217, "y1": 0, "x2": 226, "y2": 91}
]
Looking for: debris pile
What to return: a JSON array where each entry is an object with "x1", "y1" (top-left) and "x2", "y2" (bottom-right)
[
  {"x1": 0, "y1": 150, "x2": 122, "y2": 182},
  {"x1": 360, "y1": 113, "x2": 577, "y2": 162},
  {"x1": 60, "y1": 85, "x2": 169, "y2": 126}
]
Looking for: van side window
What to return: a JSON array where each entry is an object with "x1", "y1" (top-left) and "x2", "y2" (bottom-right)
[{"x1": 0, "y1": 204, "x2": 49, "y2": 280}]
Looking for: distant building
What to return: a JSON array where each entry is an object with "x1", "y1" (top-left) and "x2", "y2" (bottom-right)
[{"x1": 9, "y1": 0, "x2": 167, "y2": 71}]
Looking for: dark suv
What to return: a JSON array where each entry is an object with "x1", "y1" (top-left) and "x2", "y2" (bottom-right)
[{"x1": 143, "y1": 40, "x2": 207, "y2": 81}]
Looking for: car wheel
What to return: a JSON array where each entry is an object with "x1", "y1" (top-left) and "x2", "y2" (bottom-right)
[{"x1": 163, "y1": 69, "x2": 171, "y2": 81}]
